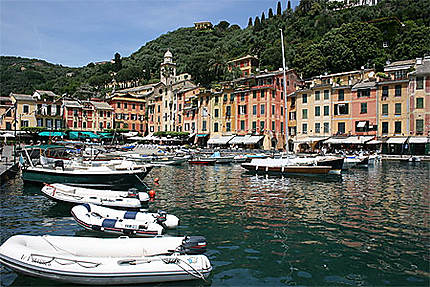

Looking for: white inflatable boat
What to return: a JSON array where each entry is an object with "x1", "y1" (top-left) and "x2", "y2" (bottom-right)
[
  {"x1": 0, "y1": 235, "x2": 211, "y2": 285},
  {"x1": 41, "y1": 184, "x2": 149, "y2": 209},
  {"x1": 71, "y1": 203, "x2": 179, "y2": 236}
]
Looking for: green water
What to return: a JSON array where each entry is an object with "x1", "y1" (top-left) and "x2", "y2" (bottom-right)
[{"x1": 1, "y1": 161, "x2": 429, "y2": 286}]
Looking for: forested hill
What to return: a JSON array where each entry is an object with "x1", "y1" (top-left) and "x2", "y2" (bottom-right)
[{"x1": 1, "y1": 0, "x2": 430, "y2": 98}]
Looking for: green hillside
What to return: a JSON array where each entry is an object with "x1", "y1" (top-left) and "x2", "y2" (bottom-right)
[{"x1": 1, "y1": 0, "x2": 429, "y2": 98}]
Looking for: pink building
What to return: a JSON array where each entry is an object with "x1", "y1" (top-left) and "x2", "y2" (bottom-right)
[{"x1": 351, "y1": 81, "x2": 378, "y2": 135}]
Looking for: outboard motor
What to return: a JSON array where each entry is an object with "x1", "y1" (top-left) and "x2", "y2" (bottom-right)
[
  {"x1": 181, "y1": 236, "x2": 207, "y2": 254},
  {"x1": 127, "y1": 188, "x2": 138, "y2": 198},
  {"x1": 156, "y1": 211, "x2": 167, "y2": 227}
]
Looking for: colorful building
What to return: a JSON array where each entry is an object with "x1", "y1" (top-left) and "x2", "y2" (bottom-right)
[
  {"x1": 0, "y1": 96, "x2": 14, "y2": 131},
  {"x1": 227, "y1": 55, "x2": 259, "y2": 78},
  {"x1": 33, "y1": 90, "x2": 63, "y2": 130},
  {"x1": 409, "y1": 57, "x2": 430, "y2": 136},
  {"x1": 10, "y1": 93, "x2": 36, "y2": 130}
]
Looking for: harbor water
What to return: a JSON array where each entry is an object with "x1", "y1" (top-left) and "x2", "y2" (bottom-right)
[{"x1": 0, "y1": 161, "x2": 429, "y2": 286}]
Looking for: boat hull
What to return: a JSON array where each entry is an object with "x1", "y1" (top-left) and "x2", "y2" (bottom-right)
[
  {"x1": 242, "y1": 163, "x2": 335, "y2": 175},
  {"x1": 188, "y1": 159, "x2": 216, "y2": 165},
  {"x1": 22, "y1": 166, "x2": 152, "y2": 190}
]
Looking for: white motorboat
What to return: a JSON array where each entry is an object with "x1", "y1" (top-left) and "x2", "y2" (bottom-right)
[
  {"x1": 342, "y1": 155, "x2": 369, "y2": 169},
  {"x1": 0, "y1": 235, "x2": 212, "y2": 285},
  {"x1": 209, "y1": 152, "x2": 234, "y2": 164},
  {"x1": 41, "y1": 183, "x2": 149, "y2": 209},
  {"x1": 71, "y1": 203, "x2": 179, "y2": 237}
]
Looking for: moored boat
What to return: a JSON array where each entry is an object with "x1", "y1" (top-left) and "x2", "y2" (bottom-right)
[
  {"x1": 71, "y1": 203, "x2": 179, "y2": 237},
  {"x1": 188, "y1": 158, "x2": 216, "y2": 165},
  {"x1": 209, "y1": 152, "x2": 234, "y2": 164},
  {"x1": 0, "y1": 235, "x2": 212, "y2": 285},
  {"x1": 41, "y1": 183, "x2": 149, "y2": 209},
  {"x1": 241, "y1": 156, "x2": 344, "y2": 175}
]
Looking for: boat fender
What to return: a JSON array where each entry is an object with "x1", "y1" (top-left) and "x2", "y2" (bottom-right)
[
  {"x1": 265, "y1": 166, "x2": 268, "y2": 172},
  {"x1": 181, "y1": 236, "x2": 207, "y2": 255},
  {"x1": 281, "y1": 166, "x2": 285, "y2": 173},
  {"x1": 255, "y1": 165, "x2": 258, "y2": 170}
]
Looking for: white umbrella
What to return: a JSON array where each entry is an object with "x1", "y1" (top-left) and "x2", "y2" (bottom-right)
[{"x1": 0, "y1": 133, "x2": 15, "y2": 138}]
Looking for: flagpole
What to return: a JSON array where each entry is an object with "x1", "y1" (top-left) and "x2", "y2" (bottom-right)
[{"x1": 280, "y1": 28, "x2": 289, "y2": 154}]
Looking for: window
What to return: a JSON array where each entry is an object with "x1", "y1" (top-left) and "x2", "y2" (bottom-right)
[
  {"x1": 302, "y1": 109, "x2": 308, "y2": 119},
  {"x1": 416, "y1": 77, "x2": 423, "y2": 90},
  {"x1": 226, "y1": 122, "x2": 231, "y2": 132},
  {"x1": 260, "y1": 104, "x2": 265, "y2": 115},
  {"x1": 315, "y1": 106, "x2": 321, "y2": 117},
  {"x1": 214, "y1": 122, "x2": 219, "y2": 132},
  {"x1": 324, "y1": 90, "x2": 329, "y2": 100},
  {"x1": 302, "y1": 94, "x2": 307, "y2": 104},
  {"x1": 280, "y1": 122, "x2": 284, "y2": 134},
  {"x1": 253, "y1": 90, "x2": 257, "y2": 98},
  {"x1": 253, "y1": 105, "x2": 257, "y2": 115},
  {"x1": 261, "y1": 90, "x2": 265, "y2": 98},
  {"x1": 6, "y1": 122, "x2": 11, "y2": 130},
  {"x1": 272, "y1": 105, "x2": 275, "y2": 115},
  {"x1": 315, "y1": 91, "x2": 320, "y2": 101},
  {"x1": 323, "y1": 122, "x2": 329, "y2": 134},
  {"x1": 382, "y1": 104, "x2": 388, "y2": 116},
  {"x1": 289, "y1": 111, "x2": 296, "y2": 120},
  {"x1": 226, "y1": 106, "x2": 231, "y2": 116},
  {"x1": 37, "y1": 118, "x2": 43, "y2": 127},
  {"x1": 215, "y1": 96, "x2": 219, "y2": 104},
  {"x1": 338, "y1": 89, "x2": 344, "y2": 101},
  {"x1": 416, "y1": 119, "x2": 424, "y2": 134},
  {"x1": 334, "y1": 104, "x2": 349, "y2": 115},
  {"x1": 382, "y1": 86, "x2": 389, "y2": 98},
  {"x1": 416, "y1": 98, "x2": 424, "y2": 109},
  {"x1": 395, "y1": 103, "x2": 401, "y2": 115},
  {"x1": 395, "y1": 85, "x2": 401, "y2": 97},
  {"x1": 214, "y1": 109, "x2": 219, "y2": 118},
  {"x1": 239, "y1": 105, "x2": 247, "y2": 115},
  {"x1": 157, "y1": 105, "x2": 160, "y2": 113},
  {"x1": 360, "y1": 103, "x2": 367, "y2": 114},
  {"x1": 260, "y1": 121, "x2": 265, "y2": 132},
  {"x1": 240, "y1": 120, "x2": 245, "y2": 130},
  {"x1": 302, "y1": 123, "x2": 308, "y2": 134},
  {"x1": 358, "y1": 89, "x2": 370, "y2": 97},
  {"x1": 324, "y1": 105, "x2": 329, "y2": 116},
  {"x1": 23, "y1": 105, "x2": 29, "y2": 114},
  {"x1": 395, "y1": 121, "x2": 402, "y2": 134},
  {"x1": 99, "y1": 111, "x2": 103, "y2": 117},
  {"x1": 140, "y1": 104, "x2": 144, "y2": 110},
  {"x1": 281, "y1": 106, "x2": 283, "y2": 116},
  {"x1": 240, "y1": 94, "x2": 244, "y2": 101},
  {"x1": 338, "y1": 122, "x2": 345, "y2": 134},
  {"x1": 124, "y1": 103, "x2": 128, "y2": 109},
  {"x1": 252, "y1": 121, "x2": 257, "y2": 131},
  {"x1": 315, "y1": 123, "x2": 320, "y2": 133},
  {"x1": 382, "y1": 122, "x2": 388, "y2": 134},
  {"x1": 117, "y1": 102, "x2": 121, "y2": 108},
  {"x1": 132, "y1": 104, "x2": 136, "y2": 109},
  {"x1": 272, "y1": 121, "x2": 275, "y2": 131},
  {"x1": 107, "y1": 111, "x2": 111, "y2": 117},
  {"x1": 202, "y1": 120, "x2": 207, "y2": 131},
  {"x1": 74, "y1": 109, "x2": 78, "y2": 117},
  {"x1": 272, "y1": 91, "x2": 276, "y2": 98},
  {"x1": 356, "y1": 121, "x2": 369, "y2": 132},
  {"x1": 132, "y1": 123, "x2": 136, "y2": 130}
]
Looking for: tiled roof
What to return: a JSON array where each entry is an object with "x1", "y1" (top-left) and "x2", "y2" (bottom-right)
[
  {"x1": 91, "y1": 101, "x2": 113, "y2": 110},
  {"x1": 415, "y1": 59, "x2": 430, "y2": 75},
  {"x1": 352, "y1": 81, "x2": 377, "y2": 90},
  {"x1": 35, "y1": 90, "x2": 58, "y2": 97},
  {"x1": 10, "y1": 93, "x2": 35, "y2": 101},
  {"x1": 63, "y1": 100, "x2": 82, "y2": 108}
]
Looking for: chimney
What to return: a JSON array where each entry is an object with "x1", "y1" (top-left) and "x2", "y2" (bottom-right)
[{"x1": 416, "y1": 58, "x2": 422, "y2": 65}]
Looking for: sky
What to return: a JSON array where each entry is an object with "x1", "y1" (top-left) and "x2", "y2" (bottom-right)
[{"x1": 1, "y1": 0, "x2": 299, "y2": 67}]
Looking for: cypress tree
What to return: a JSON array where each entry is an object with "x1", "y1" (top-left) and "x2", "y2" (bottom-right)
[
  {"x1": 261, "y1": 12, "x2": 266, "y2": 22},
  {"x1": 248, "y1": 17, "x2": 253, "y2": 27},
  {"x1": 268, "y1": 8, "x2": 274, "y2": 18},
  {"x1": 277, "y1": 1, "x2": 282, "y2": 15},
  {"x1": 287, "y1": 0, "x2": 291, "y2": 10},
  {"x1": 254, "y1": 16, "x2": 261, "y2": 30}
]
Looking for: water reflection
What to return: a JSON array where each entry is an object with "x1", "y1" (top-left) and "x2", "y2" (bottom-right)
[{"x1": 0, "y1": 162, "x2": 429, "y2": 286}]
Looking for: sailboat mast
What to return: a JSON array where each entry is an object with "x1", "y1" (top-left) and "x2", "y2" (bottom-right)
[{"x1": 280, "y1": 29, "x2": 289, "y2": 154}]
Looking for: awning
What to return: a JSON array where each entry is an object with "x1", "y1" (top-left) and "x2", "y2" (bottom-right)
[
  {"x1": 38, "y1": 131, "x2": 65, "y2": 137},
  {"x1": 229, "y1": 135, "x2": 251, "y2": 145},
  {"x1": 207, "y1": 135, "x2": 235, "y2": 145},
  {"x1": 196, "y1": 134, "x2": 209, "y2": 137},
  {"x1": 294, "y1": 136, "x2": 329, "y2": 144},
  {"x1": 122, "y1": 132, "x2": 138, "y2": 137},
  {"x1": 324, "y1": 137, "x2": 348, "y2": 144},
  {"x1": 356, "y1": 121, "x2": 367, "y2": 128},
  {"x1": 69, "y1": 131, "x2": 100, "y2": 139},
  {"x1": 408, "y1": 137, "x2": 430, "y2": 144},
  {"x1": 243, "y1": 135, "x2": 264, "y2": 145},
  {"x1": 386, "y1": 137, "x2": 408, "y2": 144},
  {"x1": 0, "y1": 133, "x2": 15, "y2": 138},
  {"x1": 366, "y1": 139, "x2": 382, "y2": 145},
  {"x1": 342, "y1": 136, "x2": 374, "y2": 144}
]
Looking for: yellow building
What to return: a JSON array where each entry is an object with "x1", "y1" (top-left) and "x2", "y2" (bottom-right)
[
  {"x1": 10, "y1": 93, "x2": 37, "y2": 129},
  {"x1": 0, "y1": 96, "x2": 14, "y2": 130},
  {"x1": 377, "y1": 60, "x2": 414, "y2": 137}
]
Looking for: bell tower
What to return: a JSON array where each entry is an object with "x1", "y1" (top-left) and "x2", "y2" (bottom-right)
[{"x1": 160, "y1": 49, "x2": 177, "y2": 85}]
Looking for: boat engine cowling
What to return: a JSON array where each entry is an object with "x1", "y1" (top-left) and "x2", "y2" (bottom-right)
[
  {"x1": 155, "y1": 211, "x2": 179, "y2": 229},
  {"x1": 181, "y1": 236, "x2": 207, "y2": 254}
]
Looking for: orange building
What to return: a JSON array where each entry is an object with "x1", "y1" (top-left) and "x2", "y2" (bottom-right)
[{"x1": 227, "y1": 55, "x2": 259, "y2": 78}]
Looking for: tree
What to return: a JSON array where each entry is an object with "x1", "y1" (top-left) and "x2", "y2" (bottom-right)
[
  {"x1": 261, "y1": 12, "x2": 266, "y2": 22},
  {"x1": 215, "y1": 20, "x2": 230, "y2": 30},
  {"x1": 254, "y1": 16, "x2": 261, "y2": 31},
  {"x1": 277, "y1": 1, "x2": 282, "y2": 15},
  {"x1": 113, "y1": 52, "x2": 122, "y2": 72},
  {"x1": 268, "y1": 8, "x2": 274, "y2": 18},
  {"x1": 248, "y1": 17, "x2": 253, "y2": 27},
  {"x1": 287, "y1": 0, "x2": 291, "y2": 11}
]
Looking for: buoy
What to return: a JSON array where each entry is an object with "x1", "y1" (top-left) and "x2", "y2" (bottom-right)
[{"x1": 148, "y1": 189, "x2": 156, "y2": 198}]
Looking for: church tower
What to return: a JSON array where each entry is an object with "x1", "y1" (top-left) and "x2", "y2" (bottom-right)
[{"x1": 160, "y1": 49, "x2": 177, "y2": 86}]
